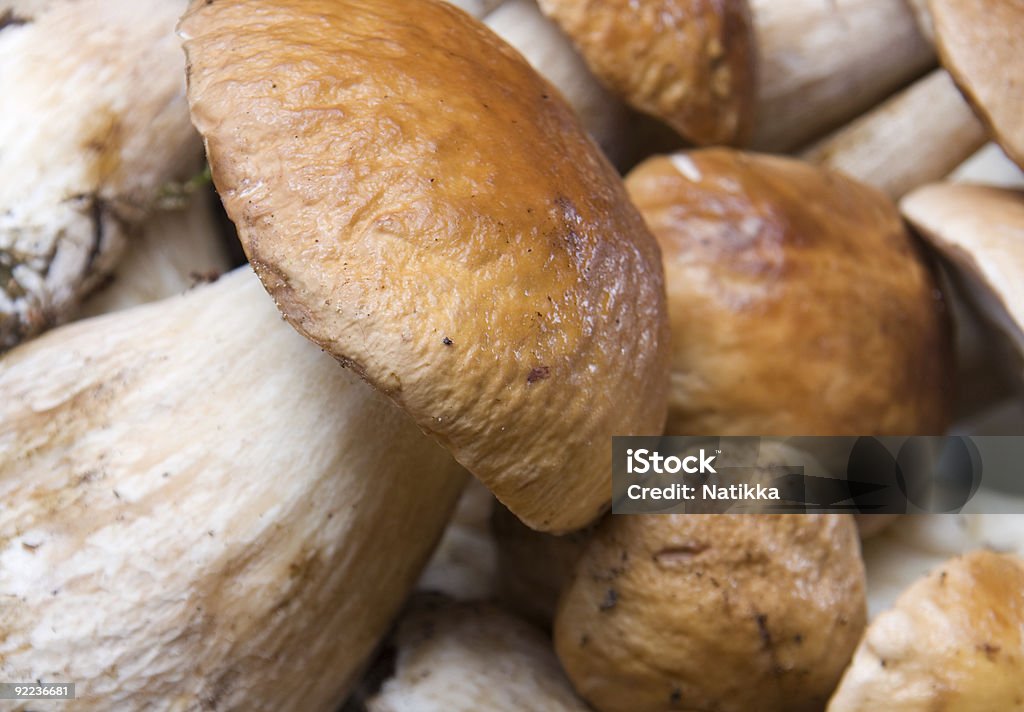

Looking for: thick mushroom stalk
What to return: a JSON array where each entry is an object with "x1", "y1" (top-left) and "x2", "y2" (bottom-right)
[
  {"x1": 366, "y1": 597, "x2": 590, "y2": 711},
  {"x1": 180, "y1": 0, "x2": 671, "y2": 533},
  {"x1": 0, "y1": 0, "x2": 201, "y2": 350},
  {"x1": 828, "y1": 551, "x2": 1024, "y2": 711},
  {"x1": 802, "y1": 69, "x2": 987, "y2": 200},
  {"x1": 554, "y1": 514, "x2": 867, "y2": 712},
  {"x1": 0, "y1": 269, "x2": 466, "y2": 710},
  {"x1": 625, "y1": 149, "x2": 953, "y2": 436}
]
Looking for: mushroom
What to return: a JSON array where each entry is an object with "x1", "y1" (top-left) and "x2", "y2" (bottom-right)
[
  {"x1": 802, "y1": 69, "x2": 987, "y2": 200},
  {"x1": 930, "y1": 0, "x2": 1024, "y2": 171},
  {"x1": 535, "y1": 0, "x2": 758, "y2": 147},
  {"x1": 535, "y1": 0, "x2": 934, "y2": 153},
  {"x1": 625, "y1": 148, "x2": 953, "y2": 437},
  {"x1": 0, "y1": 0, "x2": 202, "y2": 350},
  {"x1": 554, "y1": 514, "x2": 867, "y2": 712},
  {"x1": 0, "y1": 268, "x2": 467, "y2": 710},
  {"x1": 901, "y1": 183, "x2": 1024, "y2": 385},
  {"x1": 76, "y1": 187, "x2": 232, "y2": 318},
  {"x1": 365, "y1": 597, "x2": 589, "y2": 711},
  {"x1": 828, "y1": 550, "x2": 1024, "y2": 711},
  {"x1": 180, "y1": 0, "x2": 671, "y2": 533}
]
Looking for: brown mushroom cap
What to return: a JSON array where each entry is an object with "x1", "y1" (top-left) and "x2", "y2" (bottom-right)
[
  {"x1": 828, "y1": 550, "x2": 1024, "y2": 711},
  {"x1": 930, "y1": 0, "x2": 1024, "y2": 170},
  {"x1": 901, "y1": 183, "x2": 1024, "y2": 362},
  {"x1": 554, "y1": 514, "x2": 867, "y2": 712},
  {"x1": 536, "y1": 0, "x2": 757, "y2": 146},
  {"x1": 179, "y1": 0, "x2": 670, "y2": 533},
  {"x1": 625, "y1": 149, "x2": 953, "y2": 435}
]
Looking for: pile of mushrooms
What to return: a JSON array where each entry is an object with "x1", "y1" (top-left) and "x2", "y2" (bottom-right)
[{"x1": 2, "y1": 0, "x2": 1023, "y2": 710}]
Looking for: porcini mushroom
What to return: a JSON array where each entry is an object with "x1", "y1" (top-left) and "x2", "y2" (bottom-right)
[
  {"x1": 366, "y1": 597, "x2": 590, "y2": 712},
  {"x1": 0, "y1": 0, "x2": 201, "y2": 350},
  {"x1": 535, "y1": 0, "x2": 758, "y2": 146},
  {"x1": 828, "y1": 550, "x2": 1024, "y2": 711},
  {"x1": 625, "y1": 148, "x2": 953, "y2": 436},
  {"x1": 535, "y1": 0, "x2": 934, "y2": 152},
  {"x1": 180, "y1": 0, "x2": 671, "y2": 533},
  {"x1": 0, "y1": 269, "x2": 466, "y2": 710},
  {"x1": 554, "y1": 514, "x2": 867, "y2": 712},
  {"x1": 901, "y1": 183, "x2": 1024, "y2": 379},
  {"x1": 930, "y1": 0, "x2": 1024, "y2": 170}
]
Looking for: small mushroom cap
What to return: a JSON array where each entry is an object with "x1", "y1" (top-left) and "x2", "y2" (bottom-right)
[
  {"x1": 180, "y1": 0, "x2": 670, "y2": 533},
  {"x1": 625, "y1": 149, "x2": 954, "y2": 436},
  {"x1": 554, "y1": 514, "x2": 867, "y2": 712},
  {"x1": 930, "y1": 0, "x2": 1024, "y2": 170},
  {"x1": 536, "y1": 0, "x2": 757, "y2": 146},
  {"x1": 368, "y1": 597, "x2": 589, "y2": 712},
  {"x1": 901, "y1": 183, "x2": 1024, "y2": 361},
  {"x1": 828, "y1": 550, "x2": 1024, "y2": 711}
]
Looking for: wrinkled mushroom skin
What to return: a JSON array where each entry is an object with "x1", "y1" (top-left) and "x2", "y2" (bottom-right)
[
  {"x1": 554, "y1": 514, "x2": 867, "y2": 712},
  {"x1": 181, "y1": 0, "x2": 670, "y2": 533},
  {"x1": 368, "y1": 598, "x2": 589, "y2": 712},
  {"x1": 0, "y1": 0, "x2": 201, "y2": 351},
  {"x1": 930, "y1": 0, "x2": 1024, "y2": 171},
  {"x1": 536, "y1": 0, "x2": 757, "y2": 146},
  {"x1": 829, "y1": 551, "x2": 1024, "y2": 711},
  {"x1": 626, "y1": 149, "x2": 954, "y2": 436},
  {"x1": 0, "y1": 269, "x2": 466, "y2": 710}
]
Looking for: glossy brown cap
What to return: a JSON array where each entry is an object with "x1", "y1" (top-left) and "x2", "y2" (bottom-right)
[
  {"x1": 554, "y1": 514, "x2": 866, "y2": 712},
  {"x1": 179, "y1": 0, "x2": 670, "y2": 533},
  {"x1": 931, "y1": 0, "x2": 1024, "y2": 170},
  {"x1": 828, "y1": 550, "x2": 1024, "y2": 711},
  {"x1": 537, "y1": 0, "x2": 757, "y2": 146},
  {"x1": 901, "y1": 183, "x2": 1024, "y2": 358},
  {"x1": 625, "y1": 149, "x2": 953, "y2": 436}
]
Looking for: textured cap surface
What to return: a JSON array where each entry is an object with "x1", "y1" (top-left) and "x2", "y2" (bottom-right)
[
  {"x1": 828, "y1": 550, "x2": 1024, "y2": 711},
  {"x1": 180, "y1": 0, "x2": 670, "y2": 533},
  {"x1": 537, "y1": 0, "x2": 757, "y2": 146},
  {"x1": 554, "y1": 514, "x2": 866, "y2": 712},
  {"x1": 626, "y1": 149, "x2": 953, "y2": 435},
  {"x1": 931, "y1": 0, "x2": 1024, "y2": 169}
]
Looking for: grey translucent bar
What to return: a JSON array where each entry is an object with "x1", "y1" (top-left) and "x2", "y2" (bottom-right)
[
  {"x1": 612, "y1": 436, "x2": 1024, "y2": 514},
  {"x1": 0, "y1": 683, "x2": 76, "y2": 699}
]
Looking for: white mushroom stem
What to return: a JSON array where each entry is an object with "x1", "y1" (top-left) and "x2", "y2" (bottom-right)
[
  {"x1": 0, "y1": 268, "x2": 466, "y2": 711},
  {"x1": 748, "y1": 0, "x2": 934, "y2": 151},
  {"x1": 801, "y1": 69, "x2": 986, "y2": 199},
  {"x1": 0, "y1": 0, "x2": 201, "y2": 350},
  {"x1": 76, "y1": 188, "x2": 232, "y2": 318},
  {"x1": 367, "y1": 598, "x2": 590, "y2": 712}
]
